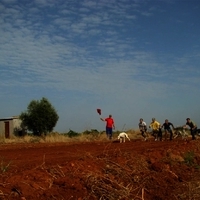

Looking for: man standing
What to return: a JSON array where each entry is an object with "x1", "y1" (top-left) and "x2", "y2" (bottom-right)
[
  {"x1": 100, "y1": 114, "x2": 115, "y2": 140},
  {"x1": 149, "y1": 118, "x2": 162, "y2": 141},
  {"x1": 161, "y1": 119, "x2": 174, "y2": 141},
  {"x1": 184, "y1": 118, "x2": 197, "y2": 140},
  {"x1": 138, "y1": 118, "x2": 148, "y2": 141}
]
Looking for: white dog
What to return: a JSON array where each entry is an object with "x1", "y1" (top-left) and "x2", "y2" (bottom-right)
[
  {"x1": 173, "y1": 127, "x2": 188, "y2": 140},
  {"x1": 118, "y1": 132, "x2": 130, "y2": 143}
]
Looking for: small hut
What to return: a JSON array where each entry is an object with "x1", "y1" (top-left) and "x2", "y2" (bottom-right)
[{"x1": 0, "y1": 116, "x2": 23, "y2": 138}]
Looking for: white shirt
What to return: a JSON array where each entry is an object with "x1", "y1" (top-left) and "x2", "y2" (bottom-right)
[
  {"x1": 138, "y1": 121, "x2": 147, "y2": 129},
  {"x1": 118, "y1": 132, "x2": 130, "y2": 140}
]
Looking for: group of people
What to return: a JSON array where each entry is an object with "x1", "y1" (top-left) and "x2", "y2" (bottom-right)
[
  {"x1": 100, "y1": 115, "x2": 199, "y2": 141},
  {"x1": 139, "y1": 118, "x2": 174, "y2": 141},
  {"x1": 139, "y1": 117, "x2": 198, "y2": 141}
]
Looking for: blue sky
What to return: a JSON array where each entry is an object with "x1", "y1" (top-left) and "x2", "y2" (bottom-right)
[{"x1": 0, "y1": 0, "x2": 200, "y2": 133}]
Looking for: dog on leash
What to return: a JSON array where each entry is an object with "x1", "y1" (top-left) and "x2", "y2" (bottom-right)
[{"x1": 117, "y1": 132, "x2": 130, "y2": 143}]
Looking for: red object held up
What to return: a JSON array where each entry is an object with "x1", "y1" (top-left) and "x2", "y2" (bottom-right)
[{"x1": 97, "y1": 108, "x2": 101, "y2": 115}]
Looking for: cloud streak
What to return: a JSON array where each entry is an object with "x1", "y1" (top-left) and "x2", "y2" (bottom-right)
[{"x1": 0, "y1": 0, "x2": 200, "y2": 132}]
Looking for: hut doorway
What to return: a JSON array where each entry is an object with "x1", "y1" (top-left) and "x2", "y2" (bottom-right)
[{"x1": 4, "y1": 121, "x2": 10, "y2": 138}]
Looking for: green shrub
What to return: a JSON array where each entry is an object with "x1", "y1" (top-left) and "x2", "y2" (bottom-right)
[
  {"x1": 67, "y1": 130, "x2": 79, "y2": 138},
  {"x1": 184, "y1": 151, "x2": 195, "y2": 166},
  {"x1": 0, "y1": 158, "x2": 11, "y2": 173}
]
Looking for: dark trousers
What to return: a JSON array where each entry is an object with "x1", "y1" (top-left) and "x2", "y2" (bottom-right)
[
  {"x1": 164, "y1": 129, "x2": 173, "y2": 140},
  {"x1": 158, "y1": 128, "x2": 162, "y2": 141},
  {"x1": 140, "y1": 129, "x2": 147, "y2": 138},
  {"x1": 191, "y1": 128, "x2": 197, "y2": 140},
  {"x1": 106, "y1": 127, "x2": 113, "y2": 139},
  {"x1": 152, "y1": 128, "x2": 162, "y2": 141}
]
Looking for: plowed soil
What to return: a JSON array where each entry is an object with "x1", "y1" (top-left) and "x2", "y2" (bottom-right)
[{"x1": 0, "y1": 138, "x2": 200, "y2": 200}]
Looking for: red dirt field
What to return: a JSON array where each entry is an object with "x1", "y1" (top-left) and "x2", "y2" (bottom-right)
[{"x1": 0, "y1": 138, "x2": 200, "y2": 200}]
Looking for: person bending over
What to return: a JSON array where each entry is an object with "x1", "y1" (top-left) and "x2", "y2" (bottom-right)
[
  {"x1": 184, "y1": 118, "x2": 197, "y2": 140},
  {"x1": 149, "y1": 118, "x2": 162, "y2": 141},
  {"x1": 161, "y1": 119, "x2": 174, "y2": 141}
]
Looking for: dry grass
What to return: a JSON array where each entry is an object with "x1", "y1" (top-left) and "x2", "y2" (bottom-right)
[
  {"x1": 0, "y1": 135, "x2": 200, "y2": 199},
  {"x1": 81, "y1": 150, "x2": 200, "y2": 200},
  {"x1": 0, "y1": 129, "x2": 140, "y2": 144},
  {"x1": 82, "y1": 151, "x2": 155, "y2": 199}
]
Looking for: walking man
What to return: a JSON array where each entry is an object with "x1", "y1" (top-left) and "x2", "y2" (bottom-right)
[
  {"x1": 149, "y1": 118, "x2": 162, "y2": 141},
  {"x1": 184, "y1": 118, "x2": 197, "y2": 140},
  {"x1": 100, "y1": 114, "x2": 115, "y2": 140},
  {"x1": 161, "y1": 119, "x2": 174, "y2": 141},
  {"x1": 138, "y1": 118, "x2": 148, "y2": 141}
]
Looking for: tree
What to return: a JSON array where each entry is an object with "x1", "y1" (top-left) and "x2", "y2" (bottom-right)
[{"x1": 20, "y1": 97, "x2": 59, "y2": 136}]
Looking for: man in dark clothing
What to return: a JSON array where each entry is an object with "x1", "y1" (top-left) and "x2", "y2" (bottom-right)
[
  {"x1": 161, "y1": 119, "x2": 174, "y2": 141},
  {"x1": 184, "y1": 118, "x2": 197, "y2": 140}
]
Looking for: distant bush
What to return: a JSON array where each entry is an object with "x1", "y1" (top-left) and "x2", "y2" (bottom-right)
[
  {"x1": 80, "y1": 129, "x2": 103, "y2": 141},
  {"x1": 66, "y1": 130, "x2": 79, "y2": 138},
  {"x1": 184, "y1": 151, "x2": 195, "y2": 166},
  {"x1": 82, "y1": 129, "x2": 99, "y2": 136}
]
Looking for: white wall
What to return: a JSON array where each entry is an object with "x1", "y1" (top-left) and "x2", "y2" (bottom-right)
[{"x1": 0, "y1": 118, "x2": 22, "y2": 137}]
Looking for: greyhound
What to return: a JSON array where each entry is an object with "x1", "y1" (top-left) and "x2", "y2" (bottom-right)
[{"x1": 173, "y1": 127, "x2": 189, "y2": 140}]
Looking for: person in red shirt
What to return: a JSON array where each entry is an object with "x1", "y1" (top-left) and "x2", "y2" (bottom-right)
[{"x1": 100, "y1": 114, "x2": 115, "y2": 140}]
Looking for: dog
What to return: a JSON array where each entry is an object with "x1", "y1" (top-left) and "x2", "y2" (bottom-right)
[
  {"x1": 117, "y1": 132, "x2": 130, "y2": 143},
  {"x1": 173, "y1": 127, "x2": 189, "y2": 140}
]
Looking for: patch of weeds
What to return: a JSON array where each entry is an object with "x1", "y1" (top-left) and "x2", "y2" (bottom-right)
[
  {"x1": 30, "y1": 137, "x2": 41, "y2": 143},
  {"x1": 184, "y1": 151, "x2": 195, "y2": 166},
  {"x1": 183, "y1": 151, "x2": 200, "y2": 169},
  {"x1": 161, "y1": 157, "x2": 175, "y2": 166},
  {"x1": 0, "y1": 159, "x2": 12, "y2": 173},
  {"x1": 194, "y1": 165, "x2": 200, "y2": 170}
]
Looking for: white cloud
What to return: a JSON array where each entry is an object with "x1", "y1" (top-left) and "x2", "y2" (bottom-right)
[{"x1": 0, "y1": 0, "x2": 199, "y2": 132}]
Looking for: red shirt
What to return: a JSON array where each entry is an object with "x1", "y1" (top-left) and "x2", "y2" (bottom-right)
[{"x1": 105, "y1": 118, "x2": 114, "y2": 128}]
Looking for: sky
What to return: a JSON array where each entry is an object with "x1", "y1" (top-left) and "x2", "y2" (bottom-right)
[{"x1": 0, "y1": 0, "x2": 200, "y2": 133}]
